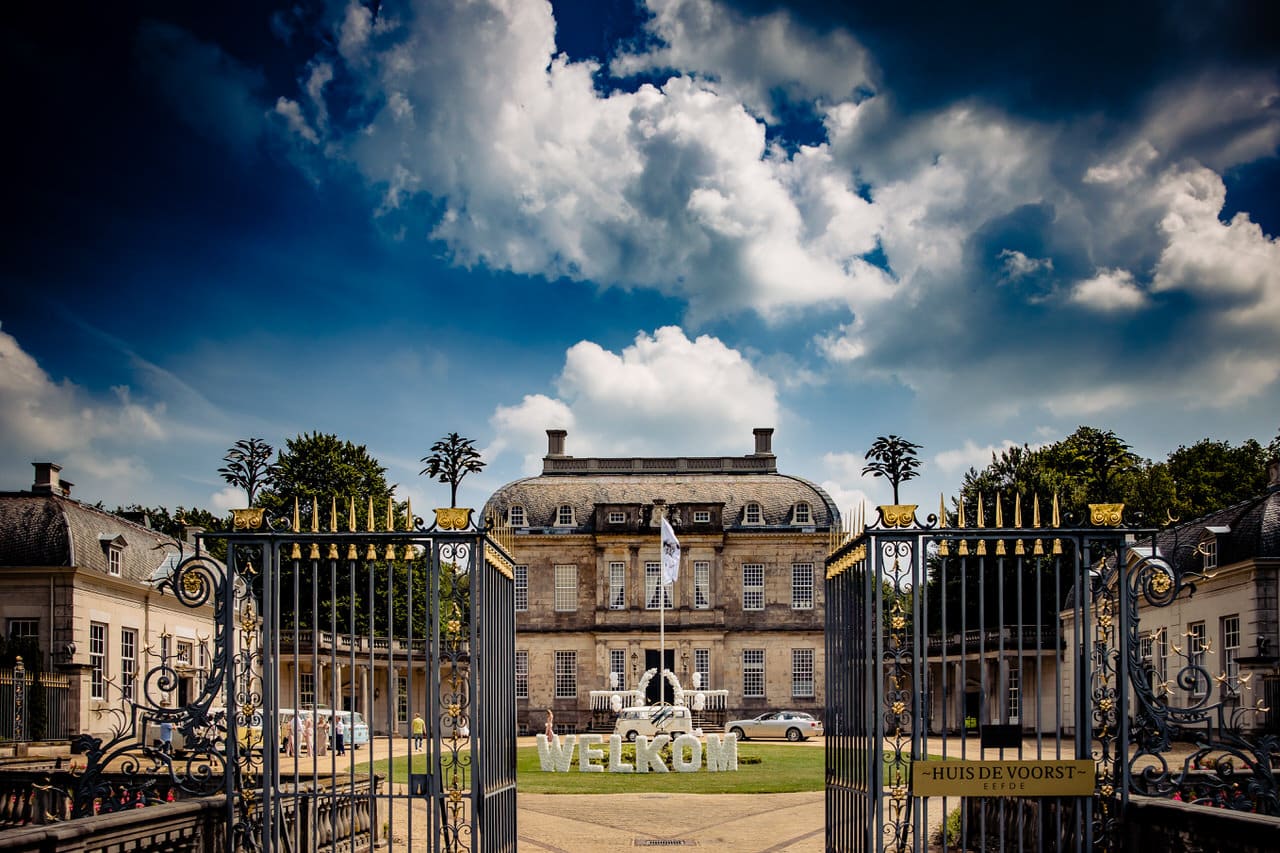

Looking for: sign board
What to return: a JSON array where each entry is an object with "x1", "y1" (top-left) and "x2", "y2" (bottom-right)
[{"x1": 911, "y1": 759, "x2": 1095, "y2": 797}]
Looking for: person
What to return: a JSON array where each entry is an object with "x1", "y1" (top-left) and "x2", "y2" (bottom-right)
[
  {"x1": 412, "y1": 713, "x2": 425, "y2": 750},
  {"x1": 315, "y1": 714, "x2": 329, "y2": 757},
  {"x1": 159, "y1": 719, "x2": 174, "y2": 755},
  {"x1": 302, "y1": 715, "x2": 314, "y2": 757},
  {"x1": 544, "y1": 709, "x2": 554, "y2": 739},
  {"x1": 335, "y1": 714, "x2": 346, "y2": 756},
  {"x1": 288, "y1": 714, "x2": 300, "y2": 757}
]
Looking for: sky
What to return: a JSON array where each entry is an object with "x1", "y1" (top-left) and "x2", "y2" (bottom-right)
[{"x1": 2, "y1": 0, "x2": 1278, "y2": 522}]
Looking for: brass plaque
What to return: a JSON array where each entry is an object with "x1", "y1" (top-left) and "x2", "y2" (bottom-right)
[{"x1": 911, "y1": 759, "x2": 1095, "y2": 797}]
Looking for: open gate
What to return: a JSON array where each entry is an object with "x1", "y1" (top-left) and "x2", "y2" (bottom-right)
[
  {"x1": 67, "y1": 501, "x2": 516, "y2": 853},
  {"x1": 825, "y1": 499, "x2": 1154, "y2": 852}
]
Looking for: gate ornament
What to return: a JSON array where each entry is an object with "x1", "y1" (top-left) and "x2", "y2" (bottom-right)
[
  {"x1": 435, "y1": 507, "x2": 474, "y2": 530},
  {"x1": 1089, "y1": 503, "x2": 1125, "y2": 527},
  {"x1": 231, "y1": 508, "x2": 266, "y2": 530},
  {"x1": 878, "y1": 505, "x2": 918, "y2": 528}
]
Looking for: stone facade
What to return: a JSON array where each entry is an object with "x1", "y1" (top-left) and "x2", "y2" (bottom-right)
[{"x1": 483, "y1": 429, "x2": 837, "y2": 732}]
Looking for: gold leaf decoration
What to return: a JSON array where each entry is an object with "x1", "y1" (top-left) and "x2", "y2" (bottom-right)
[
  {"x1": 231, "y1": 508, "x2": 265, "y2": 530},
  {"x1": 880, "y1": 505, "x2": 918, "y2": 528},
  {"x1": 1089, "y1": 503, "x2": 1125, "y2": 527}
]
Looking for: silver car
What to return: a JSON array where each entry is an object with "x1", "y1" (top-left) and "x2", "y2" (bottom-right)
[{"x1": 725, "y1": 711, "x2": 824, "y2": 742}]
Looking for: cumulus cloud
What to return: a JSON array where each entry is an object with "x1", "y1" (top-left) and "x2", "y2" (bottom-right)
[
  {"x1": 934, "y1": 440, "x2": 1029, "y2": 475},
  {"x1": 818, "y1": 451, "x2": 885, "y2": 513},
  {"x1": 998, "y1": 249, "x2": 1053, "y2": 281},
  {"x1": 1068, "y1": 268, "x2": 1149, "y2": 312},
  {"x1": 488, "y1": 327, "x2": 780, "y2": 473}
]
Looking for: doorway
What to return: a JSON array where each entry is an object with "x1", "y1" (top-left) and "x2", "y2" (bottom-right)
[{"x1": 643, "y1": 649, "x2": 675, "y2": 704}]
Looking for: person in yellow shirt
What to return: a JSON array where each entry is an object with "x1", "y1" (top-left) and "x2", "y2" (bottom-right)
[{"x1": 412, "y1": 713, "x2": 425, "y2": 749}]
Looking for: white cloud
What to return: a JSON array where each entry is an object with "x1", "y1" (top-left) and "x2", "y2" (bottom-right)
[
  {"x1": 934, "y1": 440, "x2": 1026, "y2": 475},
  {"x1": 489, "y1": 327, "x2": 780, "y2": 472},
  {"x1": 819, "y1": 451, "x2": 888, "y2": 513},
  {"x1": 998, "y1": 249, "x2": 1053, "y2": 281},
  {"x1": 208, "y1": 485, "x2": 246, "y2": 513},
  {"x1": 1068, "y1": 268, "x2": 1149, "y2": 313}
]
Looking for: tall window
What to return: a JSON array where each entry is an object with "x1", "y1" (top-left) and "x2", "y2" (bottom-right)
[
  {"x1": 397, "y1": 674, "x2": 408, "y2": 723},
  {"x1": 556, "y1": 504, "x2": 574, "y2": 526},
  {"x1": 107, "y1": 546, "x2": 122, "y2": 576},
  {"x1": 694, "y1": 648, "x2": 710, "y2": 689},
  {"x1": 161, "y1": 635, "x2": 171, "y2": 664},
  {"x1": 89, "y1": 622, "x2": 107, "y2": 701},
  {"x1": 609, "y1": 561, "x2": 626, "y2": 609},
  {"x1": 176, "y1": 641, "x2": 193, "y2": 668},
  {"x1": 1202, "y1": 536, "x2": 1217, "y2": 570},
  {"x1": 1222, "y1": 615, "x2": 1241, "y2": 697},
  {"x1": 791, "y1": 563, "x2": 814, "y2": 609},
  {"x1": 554, "y1": 651, "x2": 577, "y2": 698},
  {"x1": 743, "y1": 649, "x2": 765, "y2": 698},
  {"x1": 1188, "y1": 621, "x2": 1207, "y2": 695},
  {"x1": 515, "y1": 650, "x2": 529, "y2": 699},
  {"x1": 742, "y1": 564, "x2": 764, "y2": 610},
  {"x1": 508, "y1": 505, "x2": 526, "y2": 527},
  {"x1": 610, "y1": 649, "x2": 626, "y2": 689},
  {"x1": 300, "y1": 672, "x2": 316, "y2": 707},
  {"x1": 792, "y1": 648, "x2": 814, "y2": 698},
  {"x1": 743, "y1": 503, "x2": 763, "y2": 525},
  {"x1": 120, "y1": 628, "x2": 137, "y2": 702},
  {"x1": 645, "y1": 562, "x2": 672, "y2": 609},
  {"x1": 7, "y1": 619, "x2": 39, "y2": 642},
  {"x1": 554, "y1": 565, "x2": 577, "y2": 611},
  {"x1": 1007, "y1": 665, "x2": 1021, "y2": 720},
  {"x1": 793, "y1": 502, "x2": 812, "y2": 524},
  {"x1": 198, "y1": 642, "x2": 209, "y2": 689},
  {"x1": 1140, "y1": 633, "x2": 1155, "y2": 690},
  {"x1": 694, "y1": 561, "x2": 711, "y2": 609},
  {"x1": 514, "y1": 565, "x2": 528, "y2": 612},
  {"x1": 1156, "y1": 629, "x2": 1169, "y2": 690}
]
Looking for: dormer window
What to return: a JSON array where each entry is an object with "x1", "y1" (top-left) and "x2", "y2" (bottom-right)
[
  {"x1": 108, "y1": 547, "x2": 122, "y2": 576},
  {"x1": 508, "y1": 505, "x2": 526, "y2": 527},
  {"x1": 793, "y1": 502, "x2": 812, "y2": 525},
  {"x1": 608, "y1": 511, "x2": 626, "y2": 524},
  {"x1": 557, "y1": 504, "x2": 575, "y2": 526},
  {"x1": 1201, "y1": 526, "x2": 1229, "y2": 571},
  {"x1": 693, "y1": 510, "x2": 711, "y2": 524},
  {"x1": 744, "y1": 502, "x2": 763, "y2": 525}
]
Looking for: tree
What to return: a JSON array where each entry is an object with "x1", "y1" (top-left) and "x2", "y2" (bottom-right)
[
  {"x1": 863, "y1": 435, "x2": 922, "y2": 504},
  {"x1": 262, "y1": 432, "x2": 393, "y2": 528},
  {"x1": 1159, "y1": 438, "x2": 1270, "y2": 520},
  {"x1": 217, "y1": 438, "x2": 276, "y2": 506},
  {"x1": 420, "y1": 432, "x2": 486, "y2": 508}
]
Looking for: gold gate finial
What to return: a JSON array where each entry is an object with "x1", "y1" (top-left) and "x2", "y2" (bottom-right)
[{"x1": 976, "y1": 493, "x2": 987, "y2": 554}]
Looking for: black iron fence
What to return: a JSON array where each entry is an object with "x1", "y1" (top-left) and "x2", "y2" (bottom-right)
[{"x1": 0, "y1": 664, "x2": 71, "y2": 743}]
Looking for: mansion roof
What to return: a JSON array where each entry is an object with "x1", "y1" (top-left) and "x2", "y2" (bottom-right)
[{"x1": 1151, "y1": 479, "x2": 1280, "y2": 576}]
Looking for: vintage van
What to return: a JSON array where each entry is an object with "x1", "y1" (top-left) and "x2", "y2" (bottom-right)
[{"x1": 613, "y1": 705, "x2": 694, "y2": 741}]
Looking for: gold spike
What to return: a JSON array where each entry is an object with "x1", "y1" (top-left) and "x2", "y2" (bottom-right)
[
  {"x1": 1033, "y1": 538, "x2": 1044, "y2": 555},
  {"x1": 957, "y1": 498, "x2": 967, "y2": 528},
  {"x1": 977, "y1": 493, "x2": 985, "y2": 528},
  {"x1": 367, "y1": 495, "x2": 376, "y2": 533},
  {"x1": 1033, "y1": 494, "x2": 1041, "y2": 528},
  {"x1": 995, "y1": 494, "x2": 1004, "y2": 527},
  {"x1": 939, "y1": 494, "x2": 948, "y2": 529},
  {"x1": 349, "y1": 496, "x2": 357, "y2": 533},
  {"x1": 1052, "y1": 493, "x2": 1061, "y2": 528},
  {"x1": 1014, "y1": 493, "x2": 1023, "y2": 527},
  {"x1": 311, "y1": 497, "x2": 320, "y2": 533},
  {"x1": 387, "y1": 495, "x2": 395, "y2": 532},
  {"x1": 330, "y1": 497, "x2": 338, "y2": 533},
  {"x1": 406, "y1": 498, "x2": 413, "y2": 531},
  {"x1": 293, "y1": 496, "x2": 300, "y2": 533}
]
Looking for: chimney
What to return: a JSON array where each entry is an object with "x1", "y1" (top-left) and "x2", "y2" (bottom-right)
[
  {"x1": 547, "y1": 429, "x2": 568, "y2": 457},
  {"x1": 32, "y1": 462, "x2": 64, "y2": 495},
  {"x1": 753, "y1": 428, "x2": 775, "y2": 456},
  {"x1": 182, "y1": 525, "x2": 206, "y2": 546}
]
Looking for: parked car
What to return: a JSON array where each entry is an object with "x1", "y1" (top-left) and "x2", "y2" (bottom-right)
[
  {"x1": 332, "y1": 710, "x2": 370, "y2": 749},
  {"x1": 613, "y1": 705, "x2": 694, "y2": 741},
  {"x1": 725, "y1": 711, "x2": 823, "y2": 742}
]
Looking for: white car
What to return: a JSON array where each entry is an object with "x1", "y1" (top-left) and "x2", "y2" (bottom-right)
[
  {"x1": 613, "y1": 705, "x2": 694, "y2": 741},
  {"x1": 725, "y1": 711, "x2": 824, "y2": 742}
]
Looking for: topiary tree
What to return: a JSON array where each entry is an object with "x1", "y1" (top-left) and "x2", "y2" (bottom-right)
[
  {"x1": 217, "y1": 437, "x2": 277, "y2": 506},
  {"x1": 863, "y1": 435, "x2": 922, "y2": 504},
  {"x1": 420, "y1": 433, "x2": 486, "y2": 508}
]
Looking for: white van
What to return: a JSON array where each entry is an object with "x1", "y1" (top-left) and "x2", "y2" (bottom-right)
[{"x1": 613, "y1": 705, "x2": 694, "y2": 741}]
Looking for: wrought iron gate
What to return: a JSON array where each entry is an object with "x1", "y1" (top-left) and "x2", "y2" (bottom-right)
[
  {"x1": 825, "y1": 498, "x2": 1154, "y2": 852},
  {"x1": 68, "y1": 501, "x2": 516, "y2": 853}
]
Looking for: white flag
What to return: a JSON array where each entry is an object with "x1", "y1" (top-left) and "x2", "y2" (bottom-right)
[{"x1": 660, "y1": 516, "x2": 681, "y2": 584}]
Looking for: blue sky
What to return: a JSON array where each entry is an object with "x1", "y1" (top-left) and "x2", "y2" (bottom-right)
[{"x1": 2, "y1": 0, "x2": 1278, "y2": 519}]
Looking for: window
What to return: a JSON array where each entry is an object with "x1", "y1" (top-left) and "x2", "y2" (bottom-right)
[
  {"x1": 694, "y1": 561, "x2": 711, "y2": 609},
  {"x1": 515, "y1": 650, "x2": 529, "y2": 699},
  {"x1": 608, "y1": 511, "x2": 626, "y2": 524},
  {"x1": 554, "y1": 651, "x2": 577, "y2": 698},
  {"x1": 556, "y1": 504, "x2": 575, "y2": 526},
  {"x1": 508, "y1": 505, "x2": 526, "y2": 527},
  {"x1": 397, "y1": 674, "x2": 408, "y2": 723},
  {"x1": 743, "y1": 564, "x2": 764, "y2": 610},
  {"x1": 608, "y1": 562, "x2": 626, "y2": 610},
  {"x1": 1202, "y1": 536, "x2": 1217, "y2": 570},
  {"x1": 645, "y1": 562, "x2": 672, "y2": 609},
  {"x1": 1188, "y1": 621, "x2": 1207, "y2": 695},
  {"x1": 792, "y1": 649, "x2": 814, "y2": 698},
  {"x1": 694, "y1": 649, "x2": 710, "y2": 689},
  {"x1": 554, "y1": 565, "x2": 577, "y2": 611},
  {"x1": 90, "y1": 622, "x2": 107, "y2": 701},
  {"x1": 161, "y1": 634, "x2": 171, "y2": 664},
  {"x1": 7, "y1": 619, "x2": 38, "y2": 642},
  {"x1": 514, "y1": 565, "x2": 528, "y2": 612},
  {"x1": 793, "y1": 502, "x2": 812, "y2": 525},
  {"x1": 1006, "y1": 665, "x2": 1021, "y2": 720},
  {"x1": 1222, "y1": 615, "x2": 1240, "y2": 697},
  {"x1": 693, "y1": 510, "x2": 711, "y2": 524},
  {"x1": 610, "y1": 649, "x2": 626, "y2": 689},
  {"x1": 176, "y1": 640, "x2": 193, "y2": 668},
  {"x1": 107, "y1": 546, "x2": 122, "y2": 576},
  {"x1": 300, "y1": 672, "x2": 316, "y2": 707},
  {"x1": 743, "y1": 503, "x2": 763, "y2": 525},
  {"x1": 791, "y1": 563, "x2": 814, "y2": 610},
  {"x1": 1156, "y1": 629, "x2": 1169, "y2": 689},
  {"x1": 743, "y1": 649, "x2": 764, "y2": 698},
  {"x1": 121, "y1": 628, "x2": 137, "y2": 702},
  {"x1": 1140, "y1": 633, "x2": 1155, "y2": 690}
]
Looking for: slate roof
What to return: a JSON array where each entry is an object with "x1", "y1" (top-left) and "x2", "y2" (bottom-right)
[
  {"x1": 0, "y1": 491, "x2": 185, "y2": 583},
  {"x1": 1150, "y1": 483, "x2": 1280, "y2": 577},
  {"x1": 483, "y1": 472, "x2": 840, "y2": 531}
]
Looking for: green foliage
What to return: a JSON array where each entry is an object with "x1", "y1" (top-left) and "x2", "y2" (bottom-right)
[
  {"x1": 261, "y1": 432, "x2": 394, "y2": 525},
  {"x1": 218, "y1": 437, "x2": 276, "y2": 506},
  {"x1": 863, "y1": 435, "x2": 923, "y2": 503},
  {"x1": 937, "y1": 807, "x2": 962, "y2": 847},
  {"x1": 1159, "y1": 438, "x2": 1270, "y2": 521},
  {"x1": 420, "y1": 432, "x2": 486, "y2": 508}
]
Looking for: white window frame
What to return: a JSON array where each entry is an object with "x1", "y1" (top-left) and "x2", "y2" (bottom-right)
[
  {"x1": 514, "y1": 565, "x2": 528, "y2": 612},
  {"x1": 1006, "y1": 664, "x2": 1021, "y2": 721},
  {"x1": 300, "y1": 672, "x2": 316, "y2": 707},
  {"x1": 608, "y1": 510, "x2": 626, "y2": 524},
  {"x1": 7, "y1": 618, "x2": 39, "y2": 642},
  {"x1": 1201, "y1": 535, "x2": 1217, "y2": 570},
  {"x1": 645, "y1": 562, "x2": 672, "y2": 609},
  {"x1": 176, "y1": 640, "x2": 193, "y2": 667},
  {"x1": 107, "y1": 546, "x2": 122, "y2": 577},
  {"x1": 397, "y1": 674, "x2": 408, "y2": 723},
  {"x1": 1140, "y1": 633, "x2": 1155, "y2": 690},
  {"x1": 1222, "y1": 614, "x2": 1240, "y2": 697},
  {"x1": 554, "y1": 565, "x2": 577, "y2": 612},
  {"x1": 554, "y1": 651, "x2": 577, "y2": 698},
  {"x1": 1156, "y1": 629, "x2": 1169, "y2": 688},
  {"x1": 793, "y1": 502, "x2": 812, "y2": 525},
  {"x1": 791, "y1": 563, "x2": 814, "y2": 610},
  {"x1": 508, "y1": 505, "x2": 526, "y2": 527},
  {"x1": 743, "y1": 649, "x2": 765, "y2": 698},
  {"x1": 121, "y1": 628, "x2": 137, "y2": 702},
  {"x1": 693, "y1": 510, "x2": 711, "y2": 524},
  {"x1": 608, "y1": 561, "x2": 626, "y2": 610},
  {"x1": 1188, "y1": 621, "x2": 1207, "y2": 695},
  {"x1": 694, "y1": 648, "x2": 710, "y2": 689},
  {"x1": 743, "y1": 503, "x2": 763, "y2": 525},
  {"x1": 610, "y1": 648, "x2": 627, "y2": 689},
  {"x1": 792, "y1": 648, "x2": 814, "y2": 698},
  {"x1": 694, "y1": 560, "x2": 711, "y2": 609},
  {"x1": 743, "y1": 564, "x2": 764, "y2": 611},
  {"x1": 90, "y1": 622, "x2": 107, "y2": 701},
  {"x1": 515, "y1": 650, "x2": 529, "y2": 699},
  {"x1": 556, "y1": 504, "x2": 575, "y2": 527}
]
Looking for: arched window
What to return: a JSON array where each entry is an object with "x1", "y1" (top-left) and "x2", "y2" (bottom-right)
[
  {"x1": 743, "y1": 502, "x2": 763, "y2": 525},
  {"x1": 508, "y1": 505, "x2": 526, "y2": 527},
  {"x1": 793, "y1": 502, "x2": 812, "y2": 525},
  {"x1": 557, "y1": 504, "x2": 575, "y2": 526}
]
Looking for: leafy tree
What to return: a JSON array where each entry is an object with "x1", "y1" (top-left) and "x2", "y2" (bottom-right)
[
  {"x1": 262, "y1": 432, "x2": 393, "y2": 528},
  {"x1": 1037, "y1": 426, "x2": 1138, "y2": 505},
  {"x1": 420, "y1": 432, "x2": 486, "y2": 508},
  {"x1": 217, "y1": 438, "x2": 276, "y2": 506},
  {"x1": 1158, "y1": 438, "x2": 1270, "y2": 520},
  {"x1": 863, "y1": 435, "x2": 922, "y2": 504}
]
